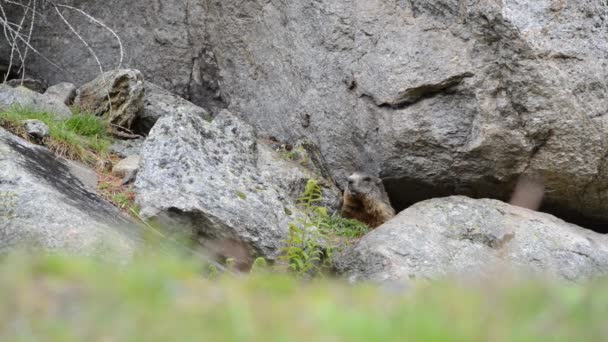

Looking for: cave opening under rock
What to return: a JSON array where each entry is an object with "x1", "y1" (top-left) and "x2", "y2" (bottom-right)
[{"x1": 382, "y1": 177, "x2": 608, "y2": 235}]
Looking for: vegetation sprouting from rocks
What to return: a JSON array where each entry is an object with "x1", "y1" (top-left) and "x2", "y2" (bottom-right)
[
  {"x1": 0, "y1": 105, "x2": 112, "y2": 165},
  {"x1": 280, "y1": 179, "x2": 369, "y2": 277}
]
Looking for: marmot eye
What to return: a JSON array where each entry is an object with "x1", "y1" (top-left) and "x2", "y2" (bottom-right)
[
  {"x1": 348, "y1": 180, "x2": 354, "y2": 185},
  {"x1": 363, "y1": 177, "x2": 371, "y2": 182}
]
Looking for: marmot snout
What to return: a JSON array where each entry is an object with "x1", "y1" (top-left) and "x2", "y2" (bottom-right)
[{"x1": 341, "y1": 172, "x2": 396, "y2": 228}]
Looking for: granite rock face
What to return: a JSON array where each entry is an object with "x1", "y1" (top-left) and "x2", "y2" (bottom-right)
[
  {"x1": 0, "y1": 128, "x2": 140, "y2": 257},
  {"x1": 135, "y1": 110, "x2": 340, "y2": 263},
  {"x1": 4, "y1": 1, "x2": 608, "y2": 223}
]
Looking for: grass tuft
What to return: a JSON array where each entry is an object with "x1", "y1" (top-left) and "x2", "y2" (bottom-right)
[{"x1": 0, "y1": 105, "x2": 112, "y2": 167}]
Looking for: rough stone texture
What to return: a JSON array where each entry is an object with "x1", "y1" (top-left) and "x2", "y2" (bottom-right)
[
  {"x1": 0, "y1": 84, "x2": 72, "y2": 119},
  {"x1": 6, "y1": 1, "x2": 608, "y2": 223},
  {"x1": 0, "y1": 128, "x2": 140, "y2": 257},
  {"x1": 135, "y1": 109, "x2": 340, "y2": 261},
  {"x1": 74, "y1": 69, "x2": 144, "y2": 129},
  {"x1": 6, "y1": 78, "x2": 47, "y2": 93},
  {"x1": 112, "y1": 155, "x2": 140, "y2": 179},
  {"x1": 334, "y1": 196, "x2": 608, "y2": 283},
  {"x1": 133, "y1": 81, "x2": 211, "y2": 135},
  {"x1": 23, "y1": 119, "x2": 49, "y2": 139},
  {"x1": 109, "y1": 138, "x2": 144, "y2": 158},
  {"x1": 44, "y1": 82, "x2": 77, "y2": 106}
]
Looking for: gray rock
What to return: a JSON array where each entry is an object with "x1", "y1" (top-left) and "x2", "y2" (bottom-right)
[
  {"x1": 109, "y1": 138, "x2": 144, "y2": 158},
  {"x1": 44, "y1": 82, "x2": 77, "y2": 106},
  {"x1": 74, "y1": 69, "x2": 144, "y2": 130},
  {"x1": 0, "y1": 128, "x2": 140, "y2": 257},
  {"x1": 23, "y1": 119, "x2": 49, "y2": 139},
  {"x1": 334, "y1": 196, "x2": 608, "y2": 283},
  {"x1": 6, "y1": 78, "x2": 47, "y2": 93},
  {"x1": 6, "y1": 1, "x2": 608, "y2": 222},
  {"x1": 133, "y1": 81, "x2": 211, "y2": 135},
  {"x1": 0, "y1": 84, "x2": 72, "y2": 119},
  {"x1": 112, "y1": 155, "x2": 140, "y2": 179},
  {"x1": 135, "y1": 109, "x2": 339, "y2": 262}
]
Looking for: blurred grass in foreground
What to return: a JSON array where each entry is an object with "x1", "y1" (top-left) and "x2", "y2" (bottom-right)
[{"x1": 0, "y1": 250, "x2": 606, "y2": 342}]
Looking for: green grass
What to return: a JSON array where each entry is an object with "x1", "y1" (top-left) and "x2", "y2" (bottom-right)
[
  {"x1": 0, "y1": 250, "x2": 606, "y2": 341},
  {"x1": 0, "y1": 105, "x2": 112, "y2": 165}
]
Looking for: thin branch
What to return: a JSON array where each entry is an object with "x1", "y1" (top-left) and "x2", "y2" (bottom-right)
[{"x1": 55, "y1": 3, "x2": 123, "y2": 69}]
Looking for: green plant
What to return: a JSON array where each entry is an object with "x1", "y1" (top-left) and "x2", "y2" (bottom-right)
[
  {"x1": 280, "y1": 179, "x2": 331, "y2": 277},
  {"x1": 277, "y1": 144, "x2": 307, "y2": 162},
  {"x1": 0, "y1": 106, "x2": 113, "y2": 166},
  {"x1": 282, "y1": 222, "x2": 329, "y2": 277}
]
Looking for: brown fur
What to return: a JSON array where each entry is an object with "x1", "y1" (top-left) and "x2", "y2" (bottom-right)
[{"x1": 341, "y1": 173, "x2": 396, "y2": 228}]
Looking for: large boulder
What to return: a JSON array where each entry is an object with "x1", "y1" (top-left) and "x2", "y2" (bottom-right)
[
  {"x1": 0, "y1": 128, "x2": 140, "y2": 257},
  {"x1": 0, "y1": 84, "x2": 72, "y2": 119},
  {"x1": 133, "y1": 81, "x2": 211, "y2": 135},
  {"x1": 6, "y1": 1, "x2": 608, "y2": 223},
  {"x1": 74, "y1": 69, "x2": 144, "y2": 130},
  {"x1": 334, "y1": 196, "x2": 608, "y2": 283},
  {"x1": 135, "y1": 109, "x2": 340, "y2": 263}
]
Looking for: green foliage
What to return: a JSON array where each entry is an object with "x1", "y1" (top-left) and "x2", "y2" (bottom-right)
[
  {"x1": 318, "y1": 213, "x2": 369, "y2": 239},
  {"x1": 0, "y1": 106, "x2": 112, "y2": 165},
  {"x1": 281, "y1": 223, "x2": 329, "y2": 277},
  {"x1": 277, "y1": 144, "x2": 308, "y2": 164},
  {"x1": 251, "y1": 257, "x2": 269, "y2": 273},
  {"x1": 0, "y1": 251, "x2": 607, "y2": 341},
  {"x1": 280, "y1": 180, "x2": 330, "y2": 277},
  {"x1": 64, "y1": 113, "x2": 107, "y2": 137}
]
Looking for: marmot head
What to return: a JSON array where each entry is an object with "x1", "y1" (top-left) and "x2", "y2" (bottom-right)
[{"x1": 344, "y1": 172, "x2": 385, "y2": 199}]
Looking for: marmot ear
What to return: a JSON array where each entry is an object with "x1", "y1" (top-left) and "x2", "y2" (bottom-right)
[{"x1": 375, "y1": 178, "x2": 382, "y2": 185}]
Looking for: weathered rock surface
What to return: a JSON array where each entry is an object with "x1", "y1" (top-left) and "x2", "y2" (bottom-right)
[
  {"x1": 133, "y1": 81, "x2": 211, "y2": 135},
  {"x1": 6, "y1": 78, "x2": 47, "y2": 93},
  {"x1": 45, "y1": 82, "x2": 77, "y2": 106},
  {"x1": 112, "y1": 155, "x2": 140, "y2": 179},
  {"x1": 0, "y1": 84, "x2": 72, "y2": 119},
  {"x1": 334, "y1": 196, "x2": 608, "y2": 283},
  {"x1": 135, "y1": 109, "x2": 340, "y2": 262},
  {"x1": 109, "y1": 138, "x2": 144, "y2": 158},
  {"x1": 0, "y1": 128, "x2": 140, "y2": 257},
  {"x1": 23, "y1": 119, "x2": 49, "y2": 139},
  {"x1": 74, "y1": 69, "x2": 144, "y2": 129},
  {"x1": 6, "y1": 1, "x2": 608, "y2": 223}
]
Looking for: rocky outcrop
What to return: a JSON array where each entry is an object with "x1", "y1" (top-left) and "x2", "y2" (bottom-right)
[
  {"x1": 0, "y1": 128, "x2": 140, "y2": 257},
  {"x1": 334, "y1": 196, "x2": 608, "y2": 283},
  {"x1": 0, "y1": 84, "x2": 72, "y2": 119},
  {"x1": 6, "y1": 1, "x2": 608, "y2": 224},
  {"x1": 133, "y1": 81, "x2": 211, "y2": 135},
  {"x1": 135, "y1": 109, "x2": 340, "y2": 263},
  {"x1": 74, "y1": 69, "x2": 144, "y2": 130},
  {"x1": 45, "y1": 82, "x2": 77, "y2": 106}
]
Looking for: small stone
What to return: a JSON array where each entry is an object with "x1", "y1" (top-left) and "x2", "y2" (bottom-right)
[
  {"x1": 23, "y1": 119, "x2": 49, "y2": 139},
  {"x1": 44, "y1": 82, "x2": 76, "y2": 106},
  {"x1": 0, "y1": 84, "x2": 72, "y2": 119},
  {"x1": 112, "y1": 155, "x2": 140, "y2": 179}
]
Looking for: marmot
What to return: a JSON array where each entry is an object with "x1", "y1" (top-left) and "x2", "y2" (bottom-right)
[{"x1": 341, "y1": 172, "x2": 396, "y2": 228}]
